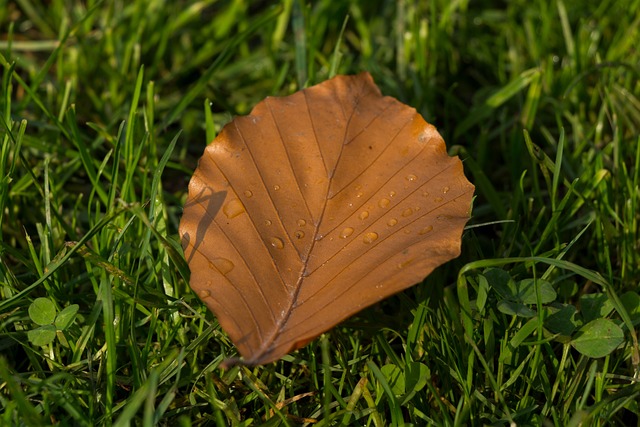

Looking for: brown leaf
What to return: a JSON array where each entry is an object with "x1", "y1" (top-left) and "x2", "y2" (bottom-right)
[{"x1": 179, "y1": 72, "x2": 474, "y2": 365}]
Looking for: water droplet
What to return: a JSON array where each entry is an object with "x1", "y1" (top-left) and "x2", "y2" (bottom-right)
[
  {"x1": 359, "y1": 211, "x2": 369, "y2": 220},
  {"x1": 295, "y1": 230, "x2": 305, "y2": 239},
  {"x1": 223, "y1": 198, "x2": 245, "y2": 219},
  {"x1": 264, "y1": 219, "x2": 272, "y2": 226},
  {"x1": 198, "y1": 289, "x2": 212, "y2": 299},
  {"x1": 356, "y1": 192, "x2": 364, "y2": 198},
  {"x1": 389, "y1": 191, "x2": 396, "y2": 197},
  {"x1": 274, "y1": 185, "x2": 281, "y2": 191},
  {"x1": 210, "y1": 258, "x2": 235, "y2": 274},
  {"x1": 437, "y1": 214, "x2": 452, "y2": 221},
  {"x1": 402, "y1": 208, "x2": 413, "y2": 217},
  {"x1": 270, "y1": 237, "x2": 284, "y2": 249},
  {"x1": 419, "y1": 225, "x2": 433, "y2": 235},
  {"x1": 243, "y1": 190, "x2": 253, "y2": 198},
  {"x1": 398, "y1": 259, "x2": 414, "y2": 269},
  {"x1": 297, "y1": 219, "x2": 306, "y2": 227},
  {"x1": 443, "y1": 186, "x2": 450, "y2": 194},
  {"x1": 379, "y1": 198, "x2": 390, "y2": 208},
  {"x1": 387, "y1": 218, "x2": 398, "y2": 226},
  {"x1": 340, "y1": 227, "x2": 354, "y2": 238},
  {"x1": 434, "y1": 197, "x2": 443, "y2": 203},
  {"x1": 406, "y1": 174, "x2": 418, "y2": 182},
  {"x1": 363, "y1": 232, "x2": 379, "y2": 244},
  {"x1": 422, "y1": 191, "x2": 430, "y2": 197}
]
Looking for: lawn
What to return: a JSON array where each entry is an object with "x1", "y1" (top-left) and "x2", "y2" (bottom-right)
[{"x1": 1, "y1": 0, "x2": 640, "y2": 425}]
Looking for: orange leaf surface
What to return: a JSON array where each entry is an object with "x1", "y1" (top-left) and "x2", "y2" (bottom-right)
[{"x1": 179, "y1": 73, "x2": 474, "y2": 365}]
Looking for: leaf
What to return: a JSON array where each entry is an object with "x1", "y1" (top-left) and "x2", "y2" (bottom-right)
[
  {"x1": 556, "y1": 279, "x2": 578, "y2": 299},
  {"x1": 515, "y1": 278, "x2": 556, "y2": 305},
  {"x1": 580, "y1": 293, "x2": 614, "y2": 323},
  {"x1": 498, "y1": 300, "x2": 536, "y2": 318},
  {"x1": 544, "y1": 303, "x2": 578, "y2": 337},
  {"x1": 483, "y1": 268, "x2": 513, "y2": 299},
  {"x1": 28, "y1": 297, "x2": 56, "y2": 326},
  {"x1": 27, "y1": 325, "x2": 57, "y2": 346},
  {"x1": 54, "y1": 304, "x2": 79, "y2": 330},
  {"x1": 179, "y1": 73, "x2": 474, "y2": 365},
  {"x1": 402, "y1": 361, "x2": 429, "y2": 405},
  {"x1": 620, "y1": 291, "x2": 640, "y2": 321},
  {"x1": 381, "y1": 364, "x2": 404, "y2": 396},
  {"x1": 570, "y1": 318, "x2": 624, "y2": 358}
]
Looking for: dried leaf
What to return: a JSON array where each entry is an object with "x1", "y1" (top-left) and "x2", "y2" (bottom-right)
[{"x1": 180, "y1": 73, "x2": 474, "y2": 365}]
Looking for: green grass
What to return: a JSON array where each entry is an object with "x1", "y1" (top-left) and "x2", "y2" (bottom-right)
[{"x1": 1, "y1": 0, "x2": 640, "y2": 425}]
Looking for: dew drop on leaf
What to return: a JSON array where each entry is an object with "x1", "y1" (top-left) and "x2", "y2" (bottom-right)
[
  {"x1": 297, "y1": 219, "x2": 306, "y2": 227},
  {"x1": 443, "y1": 186, "x2": 450, "y2": 194},
  {"x1": 398, "y1": 259, "x2": 414, "y2": 269},
  {"x1": 210, "y1": 258, "x2": 235, "y2": 274},
  {"x1": 379, "y1": 198, "x2": 390, "y2": 208},
  {"x1": 340, "y1": 227, "x2": 354, "y2": 238},
  {"x1": 363, "y1": 232, "x2": 379, "y2": 244},
  {"x1": 199, "y1": 289, "x2": 212, "y2": 299},
  {"x1": 434, "y1": 196, "x2": 443, "y2": 203},
  {"x1": 419, "y1": 225, "x2": 433, "y2": 235},
  {"x1": 295, "y1": 230, "x2": 305, "y2": 239},
  {"x1": 359, "y1": 211, "x2": 369, "y2": 220},
  {"x1": 244, "y1": 190, "x2": 253, "y2": 198},
  {"x1": 387, "y1": 218, "x2": 398, "y2": 226},
  {"x1": 270, "y1": 237, "x2": 285, "y2": 249},
  {"x1": 406, "y1": 174, "x2": 417, "y2": 182},
  {"x1": 402, "y1": 208, "x2": 413, "y2": 217},
  {"x1": 223, "y1": 199, "x2": 245, "y2": 219}
]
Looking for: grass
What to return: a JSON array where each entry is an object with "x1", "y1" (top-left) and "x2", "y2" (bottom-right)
[{"x1": 1, "y1": 0, "x2": 640, "y2": 425}]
